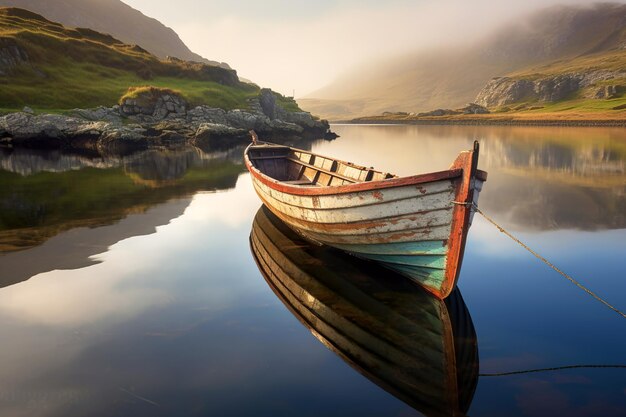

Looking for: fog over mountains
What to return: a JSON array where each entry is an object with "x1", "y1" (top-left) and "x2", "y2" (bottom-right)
[{"x1": 300, "y1": 3, "x2": 626, "y2": 119}]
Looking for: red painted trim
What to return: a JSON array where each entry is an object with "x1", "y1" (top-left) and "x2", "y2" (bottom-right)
[
  {"x1": 245, "y1": 145, "x2": 465, "y2": 196},
  {"x1": 441, "y1": 143, "x2": 481, "y2": 298}
]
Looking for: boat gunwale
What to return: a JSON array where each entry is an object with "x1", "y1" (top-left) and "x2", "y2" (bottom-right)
[{"x1": 244, "y1": 143, "x2": 487, "y2": 197}]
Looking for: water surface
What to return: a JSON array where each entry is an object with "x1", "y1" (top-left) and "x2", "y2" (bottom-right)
[{"x1": 0, "y1": 125, "x2": 624, "y2": 416}]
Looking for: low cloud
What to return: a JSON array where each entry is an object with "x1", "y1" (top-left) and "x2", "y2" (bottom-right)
[{"x1": 125, "y1": 0, "x2": 619, "y2": 95}]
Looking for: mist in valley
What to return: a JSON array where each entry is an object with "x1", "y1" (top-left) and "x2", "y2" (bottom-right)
[{"x1": 125, "y1": 0, "x2": 621, "y2": 99}]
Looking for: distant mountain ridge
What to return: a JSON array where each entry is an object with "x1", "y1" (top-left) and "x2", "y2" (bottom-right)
[
  {"x1": 301, "y1": 3, "x2": 626, "y2": 120},
  {"x1": 0, "y1": 0, "x2": 230, "y2": 68}
]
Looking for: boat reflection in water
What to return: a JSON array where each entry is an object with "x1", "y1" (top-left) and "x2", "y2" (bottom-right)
[{"x1": 250, "y1": 205, "x2": 479, "y2": 417}]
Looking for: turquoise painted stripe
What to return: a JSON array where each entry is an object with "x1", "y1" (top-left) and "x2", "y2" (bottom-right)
[
  {"x1": 385, "y1": 264, "x2": 445, "y2": 290},
  {"x1": 333, "y1": 240, "x2": 448, "y2": 256},
  {"x1": 357, "y1": 253, "x2": 446, "y2": 270}
]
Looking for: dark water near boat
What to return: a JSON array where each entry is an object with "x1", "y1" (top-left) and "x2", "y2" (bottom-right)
[{"x1": 0, "y1": 125, "x2": 625, "y2": 417}]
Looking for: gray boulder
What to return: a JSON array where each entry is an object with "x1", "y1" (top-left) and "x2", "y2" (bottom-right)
[
  {"x1": 192, "y1": 123, "x2": 248, "y2": 148},
  {"x1": 269, "y1": 119, "x2": 304, "y2": 134},
  {"x1": 225, "y1": 109, "x2": 271, "y2": 131},
  {"x1": 258, "y1": 88, "x2": 277, "y2": 119},
  {"x1": 120, "y1": 88, "x2": 188, "y2": 121},
  {"x1": 589, "y1": 85, "x2": 621, "y2": 99},
  {"x1": 417, "y1": 109, "x2": 460, "y2": 117},
  {"x1": 187, "y1": 106, "x2": 229, "y2": 125},
  {"x1": 195, "y1": 123, "x2": 246, "y2": 138},
  {"x1": 72, "y1": 106, "x2": 122, "y2": 123},
  {"x1": 462, "y1": 103, "x2": 490, "y2": 114}
]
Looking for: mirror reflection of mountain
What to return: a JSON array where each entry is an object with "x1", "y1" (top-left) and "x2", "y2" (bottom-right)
[
  {"x1": 481, "y1": 133, "x2": 625, "y2": 186},
  {"x1": 250, "y1": 206, "x2": 479, "y2": 417},
  {"x1": 478, "y1": 130, "x2": 626, "y2": 230},
  {"x1": 0, "y1": 146, "x2": 246, "y2": 254}
]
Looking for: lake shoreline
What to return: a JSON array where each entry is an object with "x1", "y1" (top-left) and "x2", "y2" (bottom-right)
[
  {"x1": 0, "y1": 104, "x2": 336, "y2": 155},
  {"x1": 343, "y1": 118, "x2": 626, "y2": 127}
]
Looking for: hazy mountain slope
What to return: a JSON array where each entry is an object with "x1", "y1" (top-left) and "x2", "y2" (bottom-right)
[
  {"x1": 301, "y1": 3, "x2": 626, "y2": 120},
  {"x1": 0, "y1": 0, "x2": 230, "y2": 68},
  {"x1": 0, "y1": 8, "x2": 253, "y2": 111}
]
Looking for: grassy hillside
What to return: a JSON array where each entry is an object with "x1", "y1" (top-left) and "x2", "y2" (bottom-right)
[
  {"x1": 302, "y1": 3, "x2": 626, "y2": 120},
  {"x1": 0, "y1": 8, "x2": 268, "y2": 112},
  {"x1": 0, "y1": 0, "x2": 228, "y2": 67},
  {"x1": 509, "y1": 50, "x2": 626, "y2": 80}
]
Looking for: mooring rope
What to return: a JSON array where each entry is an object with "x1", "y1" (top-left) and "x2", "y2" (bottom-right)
[
  {"x1": 479, "y1": 364, "x2": 626, "y2": 377},
  {"x1": 453, "y1": 201, "x2": 626, "y2": 320}
]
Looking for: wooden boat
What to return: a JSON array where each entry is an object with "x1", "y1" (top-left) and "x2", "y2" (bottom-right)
[
  {"x1": 244, "y1": 137, "x2": 487, "y2": 299},
  {"x1": 250, "y1": 206, "x2": 479, "y2": 417}
]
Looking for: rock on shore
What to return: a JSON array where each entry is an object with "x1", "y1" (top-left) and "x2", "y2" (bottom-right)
[{"x1": 0, "y1": 88, "x2": 334, "y2": 153}]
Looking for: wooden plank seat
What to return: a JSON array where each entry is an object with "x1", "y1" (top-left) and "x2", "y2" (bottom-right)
[
  {"x1": 286, "y1": 157, "x2": 358, "y2": 183},
  {"x1": 283, "y1": 179, "x2": 315, "y2": 185}
]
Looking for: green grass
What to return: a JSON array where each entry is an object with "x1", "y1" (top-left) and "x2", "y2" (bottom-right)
[
  {"x1": 0, "y1": 52, "x2": 260, "y2": 111},
  {"x1": 119, "y1": 86, "x2": 181, "y2": 103},
  {"x1": 274, "y1": 94, "x2": 301, "y2": 112},
  {"x1": 487, "y1": 91, "x2": 626, "y2": 116},
  {"x1": 0, "y1": 7, "x2": 271, "y2": 112},
  {"x1": 0, "y1": 67, "x2": 261, "y2": 111},
  {"x1": 527, "y1": 96, "x2": 626, "y2": 112},
  {"x1": 510, "y1": 50, "x2": 626, "y2": 80}
]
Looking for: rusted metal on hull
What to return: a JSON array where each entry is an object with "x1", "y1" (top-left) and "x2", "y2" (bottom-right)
[{"x1": 244, "y1": 141, "x2": 486, "y2": 299}]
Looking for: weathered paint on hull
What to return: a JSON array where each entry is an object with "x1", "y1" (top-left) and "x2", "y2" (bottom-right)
[
  {"x1": 249, "y1": 206, "x2": 479, "y2": 417},
  {"x1": 245, "y1": 142, "x2": 486, "y2": 298}
]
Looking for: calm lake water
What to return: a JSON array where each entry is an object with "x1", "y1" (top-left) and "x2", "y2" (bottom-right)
[{"x1": 0, "y1": 125, "x2": 625, "y2": 417}]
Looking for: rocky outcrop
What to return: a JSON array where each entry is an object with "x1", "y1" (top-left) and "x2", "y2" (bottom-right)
[
  {"x1": 417, "y1": 109, "x2": 460, "y2": 117},
  {"x1": 462, "y1": 103, "x2": 490, "y2": 114},
  {"x1": 587, "y1": 84, "x2": 623, "y2": 99},
  {"x1": 258, "y1": 88, "x2": 277, "y2": 118},
  {"x1": 0, "y1": 90, "x2": 334, "y2": 153},
  {"x1": 120, "y1": 89, "x2": 188, "y2": 120},
  {"x1": 70, "y1": 106, "x2": 123, "y2": 122},
  {"x1": 476, "y1": 70, "x2": 625, "y2": 107},
  {"x1": 416, "y1": 103, "x2": 490, "y2": 117}
]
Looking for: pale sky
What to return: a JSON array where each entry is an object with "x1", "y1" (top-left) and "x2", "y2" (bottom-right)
[{"x1": 123, "y1": 0, "x2": 608, "y2": 97}]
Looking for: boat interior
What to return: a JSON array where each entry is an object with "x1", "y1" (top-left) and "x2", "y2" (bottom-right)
[{"x1": 247, "y1": 144, "x2": 396, "y2": 187}]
